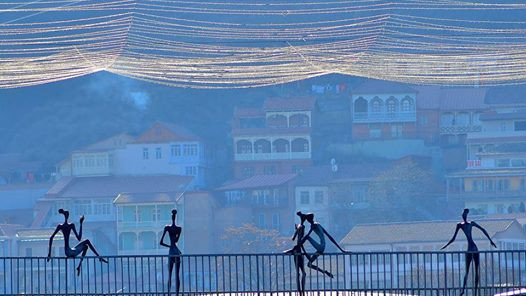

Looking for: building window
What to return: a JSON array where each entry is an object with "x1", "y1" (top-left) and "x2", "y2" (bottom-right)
[
  {"x1": 371, "y1": 98, "x2": 382, "y2": 113},
  {"x1": 369, "y1": 129, "x2": 381, "y2": 138},
  {"x1": 242, "y1": 167, "x2": 254, "y2": 178},
  {"x1": 496, "y1": 159, "x2": 510, "y2": 168},
  {"x1": 401, "y1": 97, "x2": 413, "y2": 112},
  {"x1": 142, "y1": 148, "x2": 149, "y2": 159},
  {"x1": 386, "y1": 97, "x2": 397, "y2": 113},
  {"x1": 226, "y1": 191, "x2": 244, "y2": 206},
  {"x1": 419, "y1": 115, "x2": 428, "y2": 126},
  {"x1": 171, "y1": 145, "x2": 181, "y2": 157},
  {"x1": 497, "y1": 179, "x2": 510, "y2": 192},
  {"x1": 156, "y1": 147, "x2": 162, "y2": 159},
  {"x1": 515, "y1": 121, "x2": 526, "y2": 131},
  {"x1": 258, "y1": 213, "x2": 266, "y2": 229},
  {"x1": 391, "y1": 125, "x2": 403, "y2": 138},
  {"x1": 300, "y1": 191, "x2": 310, "y2": 204},
  {"x1": 263, "y1": 165, "x2": 276, "y2": 175},
  {"x1": 315, "y1": 191, "x2": 324, "y2": 204},
  {"x1": 74, "y1": 200, "x2": 92, "y2": 216},
  {"x1": 185, "y1": 166, "x2": 197, "y2": 176},
  {"x1": 272, "y1": 213, "x2": 280, "y2": 230},
  {"x1": 94, "y1": 199, "x2": 111, "y2": 215},
  {"x1": 183, "y1": 144, "x2": 198, "y2": 156}
]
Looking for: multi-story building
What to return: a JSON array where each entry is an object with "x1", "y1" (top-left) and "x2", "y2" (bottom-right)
[
  {"x1": 32, "y1": 175, "x2": 195, "y2": 255},
  {"x1": 231, "y1": 97, "x2": 315, "y2": 179},
  {"x1": 57, "y1": 133, "x2": 134, "y2": 178},
  {"x1": 447, "y1": 85, "x2": 526, "y2": 215},
  {"x1": 351, "y1": 80, "x2": 418, "y2": 141},
  {"x1": 58, "y1": 121, "x2": 214, "y2": 188},
  {"x1": 118, "y1": 121, "x2": 214, "y2": 188},
  {"x1": 214, "y1": 174, "x2": 297, "y2": 240}
]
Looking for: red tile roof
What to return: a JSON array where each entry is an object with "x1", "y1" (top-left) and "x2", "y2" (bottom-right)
[
  {"x1": 439, "y1": 88, "x2": 488, "y2": 110},
  {"x1": 234, "y1": 107, "x2": 264, "y2": 118},
  {"x1": 114, "y1": 192, "x2": 182, "y2": 204},
  {"x1": 217, "y1": 174, "x2": 296, "y2": 191},
  {"x1": 0, "y1": 224, "x2": 24, "y2": 237},
  {"x1": 134, "y1": 121, "x2": 201, "y2": 144},
  {"x1": 263, "y1": 97, "x2": 316, "y2": 112},
  {"x1": 45, "y1": 175, "x2": 194, "y2": 199},
  {"x1": 414, "y1": 86, "x2": 441, "y2": 109},
  {"x1": 75, "y1": 133, "x2": 135, "y2": 153}
]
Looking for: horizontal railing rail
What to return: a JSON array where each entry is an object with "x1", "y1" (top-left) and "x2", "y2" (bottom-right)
[{"x1": 1, "y1": 250, "x2": 525, "y2": 295}]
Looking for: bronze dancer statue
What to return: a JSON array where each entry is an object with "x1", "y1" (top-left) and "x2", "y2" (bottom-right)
[
  {"x1": 47, "y1": 209, "x2": 107, "y2": 276},
  {"x1": 160, "y1": 209, "x2": 182, "y2": 295},
  {"x1": 300, "y1": 212, "x2": 346, "y2": 278},
  {"x1": 284, "y1": 211, "x2": 308, "y2": 296},
  {"x1": 442, "y1": 208, "x2": 497, "y2": 296}
]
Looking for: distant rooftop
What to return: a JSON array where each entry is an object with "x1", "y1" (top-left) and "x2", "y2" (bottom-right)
[
  {"x1": 134, "y1": 121, "x2": 201, "y2": 143},
  {"x1": 341, "y1": 218, "x2": 521, "y2": 246},
  {"x1": 263, "y1": 97, "x2": 316, "y2": 112},
  {"x1": 485, "y1": 85, "x2": 526, "y2": 105},
  {"x1": 217, "y1": 174, "x2": 296, "y2": 191},
  {"x1": 46, "y1": 175, "x2": 194, "y2": 199},
  {"x1": 351, "y1": 79, "x2": 417, "y2": 95}
]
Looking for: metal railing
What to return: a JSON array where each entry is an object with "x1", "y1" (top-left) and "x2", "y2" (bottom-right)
[{"x1": 1, "y1": 250, "x2": 525, "y2": 295}]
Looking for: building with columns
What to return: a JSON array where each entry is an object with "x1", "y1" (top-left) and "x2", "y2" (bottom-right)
[{"x1": 232, "y1": 97, "x2": 316, "y2": 179}]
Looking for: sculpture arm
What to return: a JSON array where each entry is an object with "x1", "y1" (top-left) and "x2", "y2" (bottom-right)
[
  {"x1": 291, "y1": 225, "x2": 298, "y2": 241},
  {"x1": 174, "y1": 227, "x2": 181, "y2": 243},
  {"x1": 441, "y1": 224, "x2": 460, "y2": 249},
  {"x1": 72, "y1": 224, "x2": 82, "y2": 241},
  {"x1": 473, "y1": 222, "x2": 497, "y2": 248},
  {"x1": 299, "y1": 228, "x2": 313, "y2": 245},
  {"x1": 323, "y1": 227, "x2": 346, "y2": 253},
  {"x1": 47, "y1": 226, "x2": 60, "y2": 260},
  {"x1": 159, "y1": 228, "x2": 170, "y2": 248}
]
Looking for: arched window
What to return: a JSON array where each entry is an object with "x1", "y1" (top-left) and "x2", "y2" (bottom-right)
[
  {"x1": 254, "y1": 139, "x2": 271, "y2": 153},
  {"x1": 401, "y1": 96, "x2": 414, "y2": 112},
  {"x1": 272, "y1": 139, "x2": 289, "y2": 153},
  {"x1": 267, "y1": 114, "x2": 287, "y2": 128},
  {"x1": 119, "y1": 232, "x2": 137, "y2": 251},
  {"x1": 291, "y1": 138, "x2": 309, "y2": 153},
  {"x1": 236, "y1": 140, "x2": 252, "y2": 154},
  {"x1": 354, "y1": 97, "x2": 368, "y2": 113},
  {"x1": 289, "y1": 114, "x2": 310, "y2": 127},
  {"x1": 138, "y1": 231, "x2": 156, "y2": 250},
  {"x1": 386, "y1": 97, "x2": 398, "y2": 113},
  {"x1": 370, "y1": 97, "x2": 383, "y2": 113}
]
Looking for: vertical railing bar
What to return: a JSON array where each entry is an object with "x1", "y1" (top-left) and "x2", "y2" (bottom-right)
[
  {"x1": 511, "y1": 251, "x2": 515, "y2": 290},
  {"x1": 94, "y1": 257, "x2": 98, "y2": 293},
  {"x1": 518, "y1": 251, "x2": 522, "y2": 288},
  {"x1": 215, "y1": 256, "x2": 218, "y2": 293},
  {"x1": 153, "y1": 256, "x2": 157, "y2": 295},
  {"x1": 195, "y1": 255, "x2": 199, "y2": 293},
  {"x1": 201, "y1": 255, "x2": 205, "y2": 293},
  {"x1": 505, "y1": 251, "x2": 509, "y2": 293},
  {"x1": 208, "y1": 255, "x2": 212, "y2": 293}
]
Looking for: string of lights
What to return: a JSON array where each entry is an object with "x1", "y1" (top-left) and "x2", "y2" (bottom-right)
[{"x1": 1, "y1": 0, "x2": 526, "y2": 88}]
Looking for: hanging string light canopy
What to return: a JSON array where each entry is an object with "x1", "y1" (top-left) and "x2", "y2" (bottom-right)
[{"x1": 1, "y1": 0, "x2": 526, "y2": 88}]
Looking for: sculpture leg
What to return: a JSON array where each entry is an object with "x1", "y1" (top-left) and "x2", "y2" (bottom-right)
[
  {"x1": 299, "y1": 257, "x2": 306, "y2": 296},
  {"x1": 306, "y1": 252, "x2": 333, "y2": 278},
  {"x1": 460, "y1": 253, "x2": 473, "y2": 296},
  {"x1": 76, "y1": 245, "x2": 89, "y2": 276},
  {"x1": 167, "y1": 258, "x2": 174, "y2": 296},
  {"x1": 175, "y1": 257, "x2": 181, "y2": 296},
  {"x1": 474, "y1": 253, "x2": 480, "y2": 296},
  {"x1": 84, "y1": 239, "x2": 108, "y2": 263}
]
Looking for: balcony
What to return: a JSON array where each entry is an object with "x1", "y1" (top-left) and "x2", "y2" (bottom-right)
[
  {"x1": 468, "y1": 130, "x2": 526, "y2": 140},
  {"x1": 440, "y1": 125, "x2": 482, "y2": 134},
  {"x1": 234, "y1": 151, "x2": 311, "y2": 161},
  {"x1": 448, "y1": 190, "x2": 525, "y2": 200},
  {"x1": 353, "y1": 111, "x2": 416, "y2": 123},
  {"x1": 117, "y1": 220, "x2": 170, "y2": 231}
]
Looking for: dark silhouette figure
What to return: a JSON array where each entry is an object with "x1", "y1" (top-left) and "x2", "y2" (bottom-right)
[
  {"x1": 284, "y1": 211, "x2": 308, "y2": 296},
  {"x1": 160, "y1": 209, "x2": 182, "y2": 296},
  {"x1": 47, "y1": 209, "x2": 107, "y2": 276},
  {"x1": 442, "y1": 208, "x2": 497, "y2": 296},
  {"x1": 300, "y1": 212, "x2": 346, "y2": 278}
]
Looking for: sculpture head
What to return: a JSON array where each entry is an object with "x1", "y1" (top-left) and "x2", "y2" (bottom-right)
[
  {"x1": 462, "y1": 208, "x2": 469, "y2": 221},
  {"x1": 58, "y1": 208, "x2": 69, "y2": 221},
  {"x1": 305, "y1": 213, "x2": 315, "y2": 224},
  {"x1": 296, "y1": 211, "x2": 307, "y2": 223},
  {"x1": 171, "y1": 209, "x2": 177, "y2": 222}
]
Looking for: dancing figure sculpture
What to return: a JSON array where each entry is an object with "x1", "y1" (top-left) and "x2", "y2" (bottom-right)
[
  {"x1": 442, "y1": 208, "x2": 497, "y2": 296},
  {"x1": 284, "y1": 211, "x2": 308, "y2": 296},
  {"x1": 300, "y1": 212, "x2": 346, "y2": 278},
  {"x1": 160, "y1": 209, "x2": 182, "y2": 295},
  {"x1": 47, "y1": 209, "x2": 108, "y2": 276}
]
